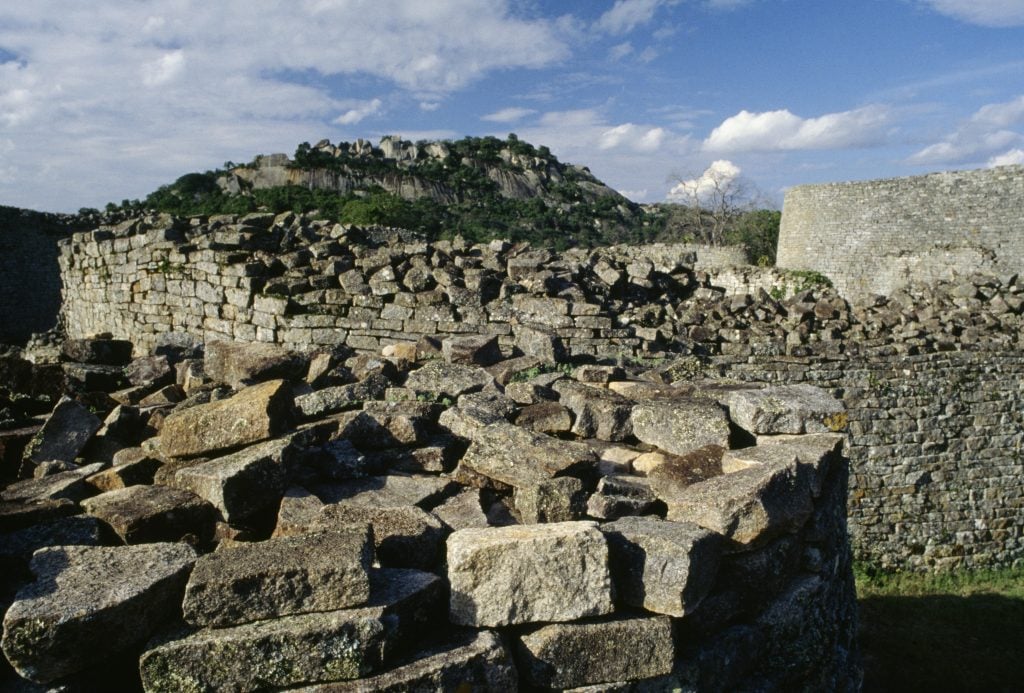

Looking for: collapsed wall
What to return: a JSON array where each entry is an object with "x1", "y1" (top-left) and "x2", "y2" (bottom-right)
[
  {"x1": 56, "y1": 212, "x2": 1024, "y2": 571},
  {"x1": 777, "y1": 165, "x2": 1024, "y2": 301}
]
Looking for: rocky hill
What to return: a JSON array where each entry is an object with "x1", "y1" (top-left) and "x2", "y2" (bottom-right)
[{"x1": 135, "y1": 135, "x2": 656, "y2": 248}]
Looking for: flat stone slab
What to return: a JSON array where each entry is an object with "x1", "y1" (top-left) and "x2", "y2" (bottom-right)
[
  {"x1": 21, "y1": 396, "x2": 102, "y2": 466},
  {"x1": 722, "y1": 385, "x2": 846, "y2": 435},
  {"x1": 295, "y1": 629, "x2": 517, "y2": 692},
  {"x1": 631, "y1": 398, "x2": 731, "y2": 457},
  {"x1": 431, "y1": 488, "x2": 489, "y2": 531},
  {"x1": 171, "y1": 437, "x2": 293, "y2": 524},
  {"x1": 1, "y1": 463, "x2": 105, "y2": 504},
  {"x1": 159, "y1": 379, "x2": 292, "y2": 458},
  {"x1": 0, "y1": 516, "x2": 107, "y2": 562},
  {"x1": 204, "y1": 341, "x2": 309, "y2": 388},
  {"x1": 516, "y1": 614, "x2": 675, "y2": 689},
  {"x1": 313, "y1": 474, "x2": 455, "y2": 510},
  {"x1": 404, "y1": 361, "x2": 495, "y2": 400},
  {"x1": 553, "y1": 380, "x2": 634, "y2": 442},
  {"x1": 81, "y1": 484, "x2": 216, "y2": 544},
  {"x1": 663, "y1": 442, "x2": 822, "y2": 548},
  {"x1": 447, "y1": 521, "x2": 613, "y2": 627},
  {"x1": 601, "y1": 516, "x2": 722, "y2": 617},
  {"x1": 455, "y1": 422, "x2": 597, "y2": 490},
  {"x1": 182, "y1": 525, "x2": 373, "y2": 627},
  {"x1": 2, "y1": 543, "x2": 196, "y2": 683},
  {"x1": 139, "y1": 568, "x2": 444, "y2": 692},
  {"x1": 317, "y1": 505, "x2": 445, "y2": 570}
]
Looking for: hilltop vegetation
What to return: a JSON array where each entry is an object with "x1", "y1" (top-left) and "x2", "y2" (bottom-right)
[{"x1": 104, "y1": 134, "x2": 778, "y2": 257}]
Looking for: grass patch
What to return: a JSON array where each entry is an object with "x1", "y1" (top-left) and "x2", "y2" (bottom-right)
[{"x1": 856, "y1": 563, "x2": 1024, "y2": 692}]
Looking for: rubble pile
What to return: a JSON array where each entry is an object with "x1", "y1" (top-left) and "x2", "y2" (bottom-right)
[{"x1": 0, "y1": 335, "x2": 860, "y2": 691}]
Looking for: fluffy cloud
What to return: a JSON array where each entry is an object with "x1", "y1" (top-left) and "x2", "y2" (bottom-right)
[
  {"x1": 0, "y1": 0, "x2": 569, "y2": 210},
  {"x1": 989, "y1": 148, "x2": 1024, "y2": 166},
  {"x1": 599, "y1": 123, "x2": 667, "y2": 152},
  {"x1": 703, "y1": 105, "x2": 890, "y2": 152},
  {"x1": 920, "y1": 0, "x2": 1024, "y2": 26},
  {"x1": 667, "y1": 159, "x2": 741, "y2": 202},
  {"x1": 595, "y1": 0, "x2": 668, "y2": 35},
  {"x1": 481, "y1": 107, "x2": 538, "y2": 123},
  {"x1": 335, "y1": 99, "x2": 383, "y2": 126},
  {"x1": 909, "y1": 95, "x2": 1024, "y2": 165}
]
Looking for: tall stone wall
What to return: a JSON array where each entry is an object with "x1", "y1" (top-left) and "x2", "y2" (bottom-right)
[
  {"x1": 0, "y1": 207, "x2": 76, "y2": 344},
  {"x1": 716, "y1": 351, "x2": 1024, "y2": 571},
  {"x1": 777, "y1": 165, "x2": 1024, "y2": 301}
]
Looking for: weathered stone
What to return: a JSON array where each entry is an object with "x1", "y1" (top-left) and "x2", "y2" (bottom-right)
[
  {"x1": 171, "y1": 437, "x2": 294, "y2": 524},
  {"x1": 431, "y1": 488, "x2": 489, "y2": 531},
  {"x1": 0, "y1": 516, "x2": 107, "y2": 562},
  {"x1": 721, "y1": 434, "x2": 843, "y2": 497},
  {"x1": 1, "y1": 462, "x2": 105, "y2": 503},
  {"x1": 297, "y1": 629, "x2": 517, "y2": 693},
  {"x1": 0, "y1": 499, "x2": 76, "y2": 532},
  {"x1": 61, "y1": 337, "x2": 133, "y2": 366},
  {"x1": 317, "y1": 504, "x2": 445, "y2": 570},
  {"x1": 313, "y1": 473, "x2": 456, "y2": 510},
  {"x1": 554, "y1": 380, "x2": 634, "y2": 441},
  {"x1": 182, "y1": 525, "x2": 373, "y2": 627},
  {"x1": 138, "y1": 384, "x2": 186, "y2": 407},
  {"x1": 404, "y1": 361, "x2": 495, "y2": 399},
  {"x1": 442, "y1": 334, "x2": 503, "y2": 367},
  {"x1": 159, "y1": 379, "x2": 292, "y2": 458},
  {"x1": 203, "y1": 340, "x2": 308, "y2": 388},
  {"x1": 1, "y1": 543, "x2": 196, "y2": 683},
  {"x1": 516, "y1": 615, "x2": 674, "y2": 689},
  {"x1": 586, "y1": 474, "x2": 660, "y2": 520},
  {"x1": 514, "y1": 401, "x2": 574, "y2": 433},
  {"x1": 645, "y1": 445, "x2": 725, "y2": 497},
  {"x1": 631, "y1": 399, "x2": 731, "y2": 457},
  {"x1": 22, "y1": 396, "x2": 102, "y2": 466},
  {"x1": 273, "y1": 486, "x2": 325, "y2": 537},
  {"x1": 85, "y1": 451, "x2": 162, "y2": 491},
  {"x1": 723, "y1": 385, "x2": 846, "y2": 435},
  {"x1": 513, "y1": 476, "x2": 587, "y2": 524},
  {"x1": 447, "y1": 521, "x2": 613, "y2": 627},
  {"x1": 602, "y1": 516, "x2": 722, "y2": 616},
  {"x1": 513, "y1": 323, "x2": 568, "y2": 361},
  {"x1": 138, "y1": 568, "x2": 444, "y2": 692},
  {"x1": 81, "y1": 484, "x2": 216, "y2": 544},
  {"x1": 294, "y1": 373, "x2": 391, "y2": 418},
  {"x1": 455, "y1": 421, "x2": 597, "y2": 490},
  {"x1": 62, "y1": 362, "x2": 126, "y2": 391},
  {"x1": 663, "y1": 445, "x2": 817, "y2": 548},
  {"x1": 124, "y1": 354, "x2": 174, "y2": 388}
]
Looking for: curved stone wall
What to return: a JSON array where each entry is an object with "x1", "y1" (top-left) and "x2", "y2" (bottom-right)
[{"x1": 777, "y1": 166, "x2": 1024, "y2": 301}]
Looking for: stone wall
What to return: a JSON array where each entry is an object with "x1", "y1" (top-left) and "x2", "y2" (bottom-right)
[
  {"x1": 716, "y1": 350, "x2": 1024, "y2": 571},
  {"x1": 0, "y1": 207, "x2": 76, "y2": 344},
  {"x1": 777, "y1": 165, "x2": 1024, "y2": 301}
]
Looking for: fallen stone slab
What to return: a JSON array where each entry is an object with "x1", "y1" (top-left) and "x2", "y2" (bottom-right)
[
  {"x1": 295, "y1": 629, "x2": 517, "y2": 693},
  {"x1": 313, "y1": 473, "x2": 456, "y2": 510},
  {"x1": 442, "y1": 334, "x2": 503, "y2": 366},
  {"x1": 631, "y1": 399, "x2": 731, "y2": 457},
  {"x1": 62, "y1": 362, "x2": 125, "y2": 392},
  {"x1": 81, "y1": 484, "x2": 216, "y2": 544},
  {"x1": 514, "y1": 401, "x2": 574, "y2": 434},
  {"x1": 273, "y1": 486, "x2": 325, "y2": 537},
  {"x1": 182, "y1": 525, "x2": 373, "y2": 627},
  {"x1": 454, "y1": 422, "x2": 597, "y2": 491},
  {"x1": 447, "y1": 521, "x2": 613, "y2": 627},
  {"x1": 663, "y1": 447, "x2": 816, "y2": 548},
  {"x1": 601, "y1": 516, "x2": 722, "y2": 617},
  {"x1": 553, "y1": 380, "x2": 634, "y2": 442},
  {"x1": 294, "y1": 374, "x2": 391, "y2": 419},
  {"x1": 722, "y1": 385, "x2": 846, "y2": 436},
  {"x1": 586, "y1": 474, "x2": 660, "y2": 520},
  {"x1": 21, "y1": 396, "x2": 102, "y2": 466},
  {"x1": 204, "y1": 341, "x2": 309, "y2": 388},
  {"x1": 85, "y1": 451, "x2": 162, "y2": 492},
  {"x1": 171, "y1": 437, "x2": 295, "y2": 524},
  {"x1": 61, "y1": 337, "x2": 134, "y2": 366},
  {"x1": 124, "y1": 354, "x2": 174, "y2": 388},
  {"x1": 159, "y1": 379, "x2": 293, "y2": 458},
  {"x1": 432, "y1": 488, "x2": 489, "y2": 531},
  {"x1": 516, "y1": 614, "x2": 675, "y2": 689},
  {"x1": 1, "y1": 543, "x2": 196, "y2": 683},
  {"x1": 317, "y1": 505, "x2": 445, "y2": 570},
  {"x1": 513, "y1": 476, "x2": 587, "y2": 524},
  {"x1": 139, "y1": 568, "x2": 444, "y2": 692},
  {"x1": 404, "y1": 361, "x2": 495, "y2": 400},
  {"x1": 0, "y1": 499, "x2": 76, "y2": 532},
  {"x1": 0, "y1": 516, "x2": 108, "y2": 562},
  {"x1": 721, "y1": 434, "x2": 843, "y2": 498},
  {"x1": 1, "y1": 463, "x2": 105, "y2": 504}
]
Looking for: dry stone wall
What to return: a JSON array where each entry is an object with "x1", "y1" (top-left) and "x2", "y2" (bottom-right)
[{"x1": 777, "y1": 165, "x2": 1024, "y2": 301}]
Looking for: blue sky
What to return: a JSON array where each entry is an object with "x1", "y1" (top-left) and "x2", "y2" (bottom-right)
[{"x1": 1, "y1": 0, "x2": 1023, "y2": 212}]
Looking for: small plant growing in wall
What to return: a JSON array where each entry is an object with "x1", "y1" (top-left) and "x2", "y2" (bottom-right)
[{"x1": 823, "y1": 411, "x2": 849, "y2": 432}]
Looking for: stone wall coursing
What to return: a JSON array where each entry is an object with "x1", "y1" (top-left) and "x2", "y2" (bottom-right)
[
  {"x1": 0, "y1": 207, "x2": 76, "y2": 344},
  {"x1": 777, "y1": 165, "x2": 1024, "y2": 301},
  {"x1": 717, "y1": 350, "x2": 1024, "y2": 570}
]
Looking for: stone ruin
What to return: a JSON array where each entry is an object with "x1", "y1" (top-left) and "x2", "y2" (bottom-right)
[{"x1": 1, "y1": 334, "x2": 860, "y2": 691}]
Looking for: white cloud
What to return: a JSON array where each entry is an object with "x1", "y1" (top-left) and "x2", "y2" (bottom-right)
[
  {"x1": 596, "y1": 0, "x2": 667, "y2": 35},
  {"x1": 334, "y1": 98, "x2": 383, "y2": 125},
  {"x1": 989, "y1": 148, "x2": 1024, "y2": 166},
  {"x1": 667, "y1": 159, "x2": 741, "y2": 202},
  {"x1": 704, "y1": 105, "x2": 891, "y2": 152},
  {"x1": 909, "y1": 95, "x2": 1024, "y2": 165},
  {"x1": 481, "y1": 107, "x2": 538, "y2": 123},
  {"x1": 0, "y1": 0, "x2": 570, "y2": 211},
  {"x1": 919, "y1": 0, "x2": 1024, "y2": 27},
  {"x1": 599, "y1": 123, "x2": 667, "y2": 152},
  {"x1": 609, "y1": 42, "x2": 634, "y2": 61},
  {"x1": 419, "y1": 102, "x2": 441, "y2": 112}
]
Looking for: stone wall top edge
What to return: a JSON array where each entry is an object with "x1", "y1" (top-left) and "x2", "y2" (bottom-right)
[{"x1": 782, "y1": 164, "x2": 1024, "y2": 197}]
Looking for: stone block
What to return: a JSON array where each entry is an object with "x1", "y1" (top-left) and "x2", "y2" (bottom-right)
[
  {"x1": 203, "y1": 341, "x2": 308, "y2": 388},
  {"x1": 723, "y1": 385, "x2": 846, "y2": 435},
  {"x1": 81, "y1": 484, "x2": 215, "y2": 544},
  {"x1": 602, "y1": 516, "x2": 722, "y2": 617},
  {"x1": 1, "y1": 463, "x2": 105, "y2": 504},
  {"x1": 586, "y1": 474, "x2": 660, "y2": 520},
  {"x1": 61, "y1": 338, "x2": 134, "y2": 366},
  {"x1": 631, "y1": 398, "x2": 731, "y2": 457},
  {"x1": 22, "y1": 396, "x2": 102, "y2": 466},
  {"x1": 404, "y1": 361, "x2": 495, "y2": 399},
  {"x1": 159, "y1": 379, "x2": 293, "y2": 458},
  {"x1": 516, "y1": 614, "x2": 674, "y2": 689},
  {"x1": 447, "y1": 521, "x2": 613, "y2": 627},
  {"x1": 513, "y1": 476, "x2": 587, "y2": 524},
  {"x1": 441, "y1": 334, "x2": 503, "y2": 367},
  {"x1": 182, "y1": 525, "x2": 373, "y2": 627},
  {"x1": 431, "y1": 488, "x2": 489, "y2": 531},
  {"x1": 554, "y1": 380, "x2": 634, "y2": 441},
  {"x1": 1, "y1": 543, "x2": 196, "y2": 683},
  {"x1": 317, "y1": 504, "x2": 445, "y2": 570}
]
